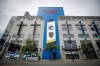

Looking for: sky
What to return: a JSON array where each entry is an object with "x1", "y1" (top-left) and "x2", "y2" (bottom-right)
[{"x1": 0, "y1": 0, "x2": 100, "y2": 38}]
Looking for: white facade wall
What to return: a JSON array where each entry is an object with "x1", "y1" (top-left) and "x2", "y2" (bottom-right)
[
  {"x1": 5, "y1": 16, "x2": 100, "y2": 60},
  {"x1": 8, "y1": 16, "x2": 44, "y2": 58},
  {"x1": 58, "y1": 16, "x2": 100, "y2": 60}
]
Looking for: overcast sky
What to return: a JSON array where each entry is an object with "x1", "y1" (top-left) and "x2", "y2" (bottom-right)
[{"x1": 0, "y1": 0, "x2": 100, "y2": 38}]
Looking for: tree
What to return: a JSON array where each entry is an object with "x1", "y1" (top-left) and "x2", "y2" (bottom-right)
[
  {"x1": 81, "y1": 41, "x2": 90, "y2": 59},
  {"x1": 20, "y1": 38, "x2": 35, "y2": 53},
  {"x1": 45, "y1": 42, "x2": 58, "y2": 59}
]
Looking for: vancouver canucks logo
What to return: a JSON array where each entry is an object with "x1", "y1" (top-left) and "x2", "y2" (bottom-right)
[
  {"x1": 48, "y1": 25, "x2": 54, "y2": 30},
  {"x1": 49, "y1": 32, "x2": 54, "y2": 38}
]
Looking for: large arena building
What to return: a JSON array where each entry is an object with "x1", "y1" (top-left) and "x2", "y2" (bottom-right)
[{"x1": 0, "y1": 7, "x2": 100, "y2": 60}]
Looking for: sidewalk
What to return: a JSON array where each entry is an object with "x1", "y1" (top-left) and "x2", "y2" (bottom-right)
[
  {"x1": 40, "y1": 59, "x2": 100, "y2": 62},
  {"x1": 0, "y1": 59, "x2": 100, "y2": 62},
  {"x1": 0, "y1": 59, "x2": 100, "y2": 65}
]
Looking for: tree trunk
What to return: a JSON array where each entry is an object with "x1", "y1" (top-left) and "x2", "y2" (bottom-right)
[
  {"x1": 51, "y1": 51, "x2": 53, "y2": 60},
  {"x1": 85, "y1": 53, "x2": 89, "y2": 60}
]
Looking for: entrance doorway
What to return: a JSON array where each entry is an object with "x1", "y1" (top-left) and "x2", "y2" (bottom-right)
[
  {"x1": 53, "y1": 52, "x2": 56, "y2": 59},
  {"x1": 80, "y1": 40, "x2": 98, "y2": 59},
  {"x1": 47, "y1": 41, "x2": 57, "y2": 60},
  {"x1": 8, "y1": 43, "x2": 21, "y2": 51}
]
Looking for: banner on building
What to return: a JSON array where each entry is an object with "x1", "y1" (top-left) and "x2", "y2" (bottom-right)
[{"x1": 47, "y1": 21, "x2": 56, "y2": 43}]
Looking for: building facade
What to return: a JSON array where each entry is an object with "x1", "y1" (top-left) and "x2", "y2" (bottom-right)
[
  {"x1": 58, "y1": 16, "x2": 100, "y2": 60},
  {"x1": 0, "y1": 7, "x2": 100, "y2": 60}
]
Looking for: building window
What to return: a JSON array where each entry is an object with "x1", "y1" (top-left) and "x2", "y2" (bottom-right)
[
  {"x1": 78, "y1": 34, "x2": 83, "y2": 38},
  {"x1": 12, "y1": 34, "x2": 24, "y2": 38},
  {"x1": 34, "y1": 41, "x2": 39, "y2": 47},
  {"x1": 67, "y1": 24, "x2": 72, "y2": 26},
  {"x1": 62, "y1": 27, "x2": 67, "y2": 31},
  {"x1": 83, "y1": 27, "x2": 87, "y2": 31},
  {"x1": 86, "y1": 34, "x2": 89, "y2": 38},
  {"x1": 75, "y1": 24, "x2": 85, "y2": 26},
  {"x1": 68, "y1": 27, "x2": 73, "y2": 31},
  {"x1": 28, "y1": 34, "x2": 40, "y2": 38},
  {"x1": 12, "y1": 34, "x2": 17, "y2": 38},
  {"x1": 63, "y1": 34, "x2": 67, "y2": 38},
  {"x1": 93, "y1": 34, "x2": 98, "y2": 38},
  {"x1": 63, "y1": 34, "x2": 74, "y2": 38},
  {"x1": 76, "y1": 27, "x2": 81, "y2": 31},
  {"x1": 64, "y1": 41, "x2": 77, "y2": 49},
  {"x1": 66, "y1": 54, "x2": 79, "y2": 59},
  {"x1": 75, "y1": 24, "x2": 79, "y2": 26},
  {"x1": 20, "y1": 34, "x2": 24, "y2": 38},
  {"x1": 11, "y1": 41, "x2": 22, "y2": 45},
  {"x1": 70, "y1": 34, "x2": 74, "y2": 38},
  {"x1": 90, "y1": 27, "x2": 95, "y2": 31},
  {"x1": 76, "y1": 25, "x2": 87, "y2": 31},
  {"x1": 97, "y1": 26, "x2": 100, "y2": 31},
  {"x1": 28, "y1": 34, "x2": 33, "y2": 38},
  {"x1": 78, "y1": 34, "x2": 89, "y2": 38},
  {"x1": 96, "y1": 40, "x2": 100, "y2": 50},
  {"x1": 62, "y1": 26, "x2": 73, "y2": 31},
  {"x1": 30, "y1": 24, "x2": 41, "y2": 26},
  {"x1": 89, "y1": 25, "x2": 100, "y2": 31},
  {"x1": 34, "y1": 34, "x2": 40, "y2": 38}
]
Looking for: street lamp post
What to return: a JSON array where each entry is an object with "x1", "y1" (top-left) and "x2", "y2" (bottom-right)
[
  {"x1": 38, "y1": 48, "x2": 41, "y2": 60},
  {"x1": 78, "y1": 46, "x2": 83, "y2": 59},
  {"x1": 66, "y1": 21, "x2": 74, "y2": 61},
  {"x1": 61, "y1": 46, "x2": 64, "y2": 60}
]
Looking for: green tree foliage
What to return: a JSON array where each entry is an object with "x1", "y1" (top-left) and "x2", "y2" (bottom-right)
[
  {"x1": 81, "y1": 41, "x2": 91, "y2": 59},
  {"x1": 81, "y1": 41, "x2": 90, "y2": 53},
  {"x1": 20, "y1": 38, "x2": 35, "y2": 53},
  {"x1": 45, "y1": 43, "x2": 58, "y2": 51}
]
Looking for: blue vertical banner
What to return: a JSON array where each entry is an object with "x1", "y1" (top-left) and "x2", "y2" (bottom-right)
[
  {"x1": 92, "y1": 21, "x2": 100, "y2": 38},
  {"x1": 79, "y1": 21, "x2": 86, "y2": 40},
  {"x1": 37, "y1": 7, "x2": 64, "y2": 59},
  {"x1": 79, "y1": 21, "x2": 85, "y2": 35}
]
